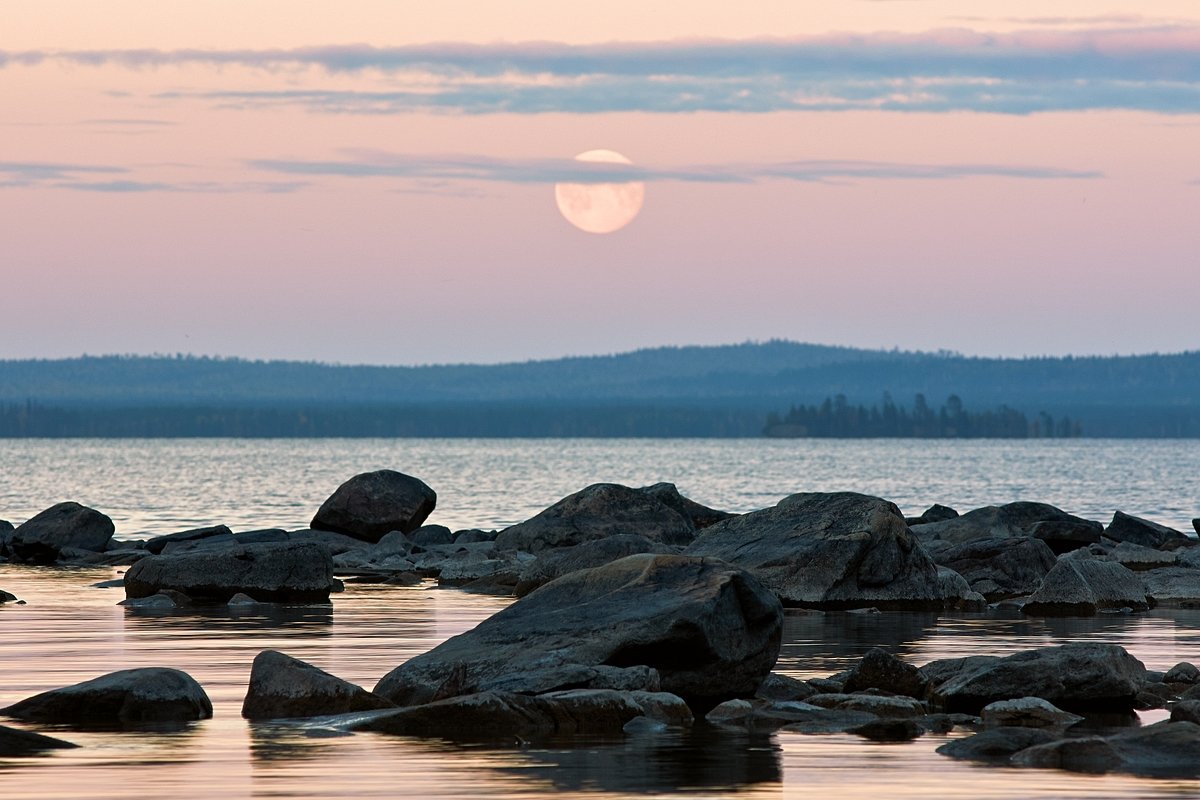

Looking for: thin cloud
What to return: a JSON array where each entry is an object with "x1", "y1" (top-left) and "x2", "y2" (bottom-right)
[
  {"x1": 55, "y1": 180, "x2": 308, "y2": 193},
  {"x1": 0, "y1": 162, "x2": 305, "y2": 193}
]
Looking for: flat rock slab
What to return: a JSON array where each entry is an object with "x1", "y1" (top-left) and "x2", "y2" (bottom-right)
[
  {"x1": 1139, "y1": 566, "x2": 1200, "y2": 606},
  {"x1": 123, "y1": 541, "x2": 336, "y2": 603},
  {"x1": 242, "y1": 650, "x2": 395, "y2": 720},
  {"x1": 374, "y1": 553, "x2": 782, "y2": 710},
  {"x1": 311, "y1": 470, "x2": 436, "y2": 543},
  {"x1": 0, "y1": 723, "x2": 78, "y2": 756},
  {"x1": 1, "y1": 667, "x2": 212, "y2": 729},
  {"x1": 684, "y1": 492, "x2": 942, "y2": 610}
]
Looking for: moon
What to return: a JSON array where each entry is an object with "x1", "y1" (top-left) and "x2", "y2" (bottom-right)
[{"x1": 554, "y1": 150, "x2": 645, "y2": 234}]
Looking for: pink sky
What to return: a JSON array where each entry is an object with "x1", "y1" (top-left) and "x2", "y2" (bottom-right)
[{"x1": 2, "y1": 1, "x2": 1199, "y2": 363}]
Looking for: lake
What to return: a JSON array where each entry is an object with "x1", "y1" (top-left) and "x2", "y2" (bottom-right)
[{"x1": 2, "y1": 438, "x2": 1199, "y2": 799}]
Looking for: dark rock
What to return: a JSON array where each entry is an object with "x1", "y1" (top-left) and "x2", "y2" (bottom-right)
[
  {"x1": 636, "y1": 483, "x2": 733, "y2": 529},
  {"x1": 936, "y1": 537, "x2": 1057, "y2": 600},
  {"x1": 755, "y1": 673, "x2": 816, "y2": 702},
  {"x1": 1165, "y1": 662, "x2": 1200, "y2": 684},
  {"x1": 851, "y1": 718, "x2": 924, "y2": 741},
  {"x1": 778, "y1": 709, "x2": 880, "y2": 734},
  {"x1": 242, "y1": 650, "x2": 395, "y2": 720},
  {"x1": 457, "y1": 574, "x2": 519, "y2": 596},
  {"x1": 1021, "y1": 558, "x2": 1150, "y2": 615},
  {"x1": 1105, "y1": 511, "x2": 1189, "y2": 550},
  {"x1": 937, "y1": 567, "x2": 988, "y2": 610},
  {"x1": 118, "y1": 591, "x2": 185, "y2": 609},
  {"x1": 910, "y1": 502, "x2": 1100, "y2": 548},
  {"x1": 0, "y1": 723, "x2": 77, "y2": 755},
  {"x1": 287, "y1": 528, "x2": 373, "y2": 555},
  {"x1": 385, "y1": 572, "x2": 424, "y2": 586},
  {"x1": 453, "y1": 529, "x2": 496, "y2": 544},
  {"x1": 352, "y1": 689, "x2": 692, "y2": 742},
  {"x1": 374, "y1": 554, "x2": 782, "y2": 710},
  {"x1": 410, "y1": 525, "x2": 454, "y2": 547},
  {"x1": 843, "y1": 648, "x2": 928, "y2": 698},
  {"x1": 124, "y1": 541, "x2": 336, "y2": 603},
  {"x1": 920, "y1": 655, "x2": 1001, "y2": 689},
  {"x1": 495, "y1": 484, "x2": 694, "y2": 554},
  {"x1": 311, "y1": 470, "x2": 436, "y2": 543},
  {"x1": 1193, "y1": 519, "x2": 1199, "y2": 535},
  {"x1": 144, "y1": 525, "x2": 232, "y2": 555},
  {"x1": 1138, "y1": 566, "x2": 1200, "y2": 606},
  {"x1": 684, "y1": 492, "x2": 942, "y2": 610},
  {"x1": 11, "y1": 502, "x2": 114, "y2": 563},
  {"x1": 906, "y1": 504, "x2": 959, "y2": 526},
  {"x1": 515, "y1": 534, "x2": 674, "y2": 596},
  {"x1": 928, "y1": 643, "x2": 1146, "y2": 714},
  {"x1": 1030, "y1": 520, "x2": 1103, "y2": 554},
  {"x1": 1013, "y1": 720, "x2": 1200, "y2": 776},
  {"x1": 2, "y1": 667, "x2": 212, "y2": 728},
  {"x1": 806, "y1": 677, "x2": 845, "y2": 694},
  {"x1": 980, "y1": 697, "x2": 1083, "y2": 728},
  {"x1": 1106, "y1": 541, "x2": 1177, "y2": 570},
  {"x1": 0, "y1": 519, "x2": 12, "y2": 532},
  {"x1": 804, "y1": 693, "x2": 925, "y2": 718},
  {"x1": 705, "y1": 699, "x2": 825, "y2": 731},
  {"x1": 1135, "y1": 683, "x2": 1175, "y2": 709},
  {"x1": 1170, "y1": 700, "x2": 1200, "y2": 723},
  {"x1": 0, "y1": 589, "x2": 17, "y2": 603},
  {"x1": 936, "y1": 727, "x2": 1058, "y2": 762}
]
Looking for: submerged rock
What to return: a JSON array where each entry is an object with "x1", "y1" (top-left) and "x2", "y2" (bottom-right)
[
  {"x1": 1, "y1": 667, "x2": 212, "y2": 728},
  {"x1": 123, "y1": 540, "x2": 336, "y2": 603},
  {"x1": 374, "y1": 553, "x2": 782, "y2": 710},
  {"x1": 1021, "y1": 558, "x2": 1150, "y2": 615},
  {"x1": 936, "y1": 727, "x2": 1058, "y2": 763},
  {"x1": 495, "y1": 483, "x2": 695, "y2": 554},
  {"x1": 10, "y1": 502, "x2": 114, "y2": 564},
  {"x1": 1012, "y1": 721, "x2": 1200, "y2": 776},
  {"x1": 242, "y1": 650, "x2": 395, "y2": 720},
  {"x1": 311, "y1": 470, "x2": 436, "y2": 543},
  {"x1": 936, "y1": 537, "x2": 1056, "y2": 600},
  {"x1": 1105, "y1": 511, "x2": 1190, "y2": 550},
  {"x1": 0, "y1": 588, "x2": 17, "y2": 603},
  {"x1": 0, "y1": 723, "x2": 77, "y2": 756},
  {"x1": 684, "y1": 492, "x2": 942, "y2": 610}
]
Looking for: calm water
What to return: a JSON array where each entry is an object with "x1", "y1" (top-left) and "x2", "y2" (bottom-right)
[{"x1": 2, "y1": 438, "x2": 1200, "y2": 799}]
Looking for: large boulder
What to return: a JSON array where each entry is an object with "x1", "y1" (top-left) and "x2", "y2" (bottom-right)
[
  {"x1": 10, "y1": 502, "x2": 114, "y2": 563},
  {"x1": 311, "y1": 470, "x2": 436, "y2": 543},
  {"x1": 1021, "y1": 557, "x2": 1150, "y2": 615},
  {"x1": 494, "y1": 484, "x2": 695, "y2": 553},
  {"x1": 1105, "y1": 511, "x2": 1190, "y2": 550},
  {"x1": 636, "y1": 483, "x2": 733, "y2": 529},
  {"x1": 683, "y1": 492, "x2": 942, "y2": 610},
  {"x1": 123, "y1": 541, "x2": 336, "y2": 603},
  {"x1": 1013, "y1": 720, "x2": 1200, "y2": 776},
  {"x1": 242, "y1": 650, "x2": 394, "y2": 720},
  {"x1": 935, "y1": 537, "x2": 1057, "y2": 599},
  {"x1": 928, "y1": 643, "x2": 1146, "y2": 714},
  {"x1": 1, "y1": 668, "x2": 212, "y2": 728},
  {"x1": 374, "y1": 553, "x2": 782, "y2": 710},
  {"x1": 514, "y1": 533, "x2": 674, "y2": 596},
  {"x1": 0, "y1": 724, "x2": 77, "y2": 756},
  {"x1": 910, "y1": 502, "x2": 1100, "y2": 548}
]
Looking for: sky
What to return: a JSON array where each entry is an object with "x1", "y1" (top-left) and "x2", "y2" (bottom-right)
[{"x1": 3, "y1": 1, "x2": 1199, "y2": 365}]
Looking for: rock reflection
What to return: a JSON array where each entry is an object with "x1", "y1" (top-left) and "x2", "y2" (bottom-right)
[
  {"x1": 776, "y1": 612, "x2": 941, "y2": 675},
  {"x1": 121, "y1": 602, "x2": 336, "y2": 633}
]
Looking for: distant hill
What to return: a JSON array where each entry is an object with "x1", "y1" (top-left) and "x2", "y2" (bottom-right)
[{"x1": 1, "y1": 341, "x2": 1198, "y2": 436}]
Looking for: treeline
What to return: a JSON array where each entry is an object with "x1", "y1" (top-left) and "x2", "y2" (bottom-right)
[{"x1": 763, "y1": 394, "x2": 1082, "y2": 439}]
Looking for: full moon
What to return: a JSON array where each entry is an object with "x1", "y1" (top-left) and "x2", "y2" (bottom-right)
[{"x1": 554, "y1": 150, "x2": 645, "y2": 234}]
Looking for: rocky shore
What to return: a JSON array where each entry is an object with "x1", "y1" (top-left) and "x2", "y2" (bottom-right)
[{"x1": 3, "y1": 468, "x2": 1200, "y2": 777}]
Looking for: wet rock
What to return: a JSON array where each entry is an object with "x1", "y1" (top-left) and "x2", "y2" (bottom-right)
[
  {"x1": 980, "y1": 697, "x2": 1083, "y2": 728},
  {"x1": 374, "y1": 554, "x2": 782, "y2": 710},
  {"x1": 242, "y1": 650, "x2": 395, "y2": 720},
  {"x1": 779, "y1": 709, "x2": 881, "y2": 734},
  {"x1": 514, "y1": 534, "x2": 674, "y2": 597},
  {"x1": 1105, "y1": 511, "x2": 1190, "y2": 550},
  {"x1": 684, "y1": 492, "x2": 942, "y2": 610},
  {"x1": 495, "y1": 484, "x2": 694, "y2": 554},
  {"x1": 636, "y1": 483, "x2": 733, "y2": 529},
  {"x1": 936, "y1": 727, "x2": 1058, "y2": 762},
  {"x1": 410, "y1": 525, "x2": 454, "y2": 547},
  {"x1": 0, "y1": 723, "x2": 77, "y2": 755},
  {"x1": 457, "y1": 573, "x2": 520, "y2": 596},
  {"x1": 1138, "y1": 566, "x2": 1200, "y2": 606},
  {"x1": 118, "y1": 591, "x2": 185, "y2": 609},
  {"x1": 10, "y1": 502, "x2": 114, "y2": 564},
  {"x1": 928, "y1": 643, "x2": 1146, "y2": 714},
  {"x1": 2, "y1": 667, "x2": 212, "y2": 728},
  {"x1": 706, "y1": 699, "x2": 855, "y2": 731},
  {"x1": 755, "y1": 673, "x2": 817, "y2": 702},
  {"x1": 352, "y1": 689, "x2": 692, "y2": 742},
  {"x1": 1013, "y1": 721, "x2": 1200, "y2": 776},
  {"x1": 842, "y1": 648, "x2": 928, "y2": 698},
  {"x1": 124, "y1": 541, "x2": 336, "y2": 603},
  {"x1": 906, "y1": 504, "x2": 959, "y2": 526},
  {"x1": 144, "y1": 525, "x2": 232, "y2": 555},
  {"x1": 936, "y1": 537, "x2": 1056, "y2": 600},
  {"x1": 1135, "y1": 682, "x2": 1175, "y2": 709},
  {"x1": 1030, "y1": 519, "x2": 1104, "y2": 554},
  {"x1": 1021, "y1": 558, "x2": 1149, "y2": 615},
  {"x1": 805, "y1": 693, "x2": 926, "y2": 719},
  {"x1": 919, "y1": 713, "x2": 975, "y2": 733},
  {"x1": 311, "y1": 470, "x2": 436, "y2": 543},
  {"x1": 851, "y1": 718, "x2": 924, "y2": 741},
  {"x1": 1170, "y1": 699, "x2": 1200, "y2": 723},
  {"x1": 910, "y1": 502, "x2": 1101, "y2": 549},
  {"x1": 1165, "y1": 662, "x2": 1200, "y2": 684},
  {"x1": 0, "y1": 589, "x2": 17, "y2": 603},
  {"x1": 937, "y1": 567, "x2": 988, "y2": 610}
]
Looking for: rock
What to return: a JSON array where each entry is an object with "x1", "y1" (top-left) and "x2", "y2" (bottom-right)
[
  {"x1": 351, "y1": 689, "x2": 692, "y2": 741},
  {"x1": 242, "y1": 650, "x2": 395, "y2": 720},
  {"x1": 514, "y1": 534, "x2": 674, "y2": 597},
  {"x1": 1021, "y1": 558, "x2": 1149, "y2": 615},
  {"x1": 842, "y1": 648, "x2": 928, "y2": 698},
  {"x1": 227, "y1": 592, "x2": 260, "y2": 606},
  {"x1": 453, "y1": 529, "x2": 496, "y2": 544},
  {"x1": 928, "y1": 643, "x2": 1147, "y2": 714},
  {"x1": 311, "y1": 470, "x2": 436, "y2": 543},
  {"x1": 851, "y1": 718, "x2": 924, "y2": 741},
  {"x1": 937, "y1": 567, "x2": 988, "y2": 610},
  {"x1": 118, "y1": 591, "x2": 184, "y2": 609},
  {"x1": 779, "y1": 709, "x2": 881, "y2": 734},
  {"x1": 0, "y1": 589, "x2": 17, "y2": 603},
  {"x1": 1193, "y1": 518, "x2": 1199, "y2": 535},
  {"x1": 1135, "y1": 682, "x2": 1175, "y2": 709},
  {"x1": 288, "y1": 528, "x2": 375, "y2": 555},
  {"x1": 0, "y1": 723, "x2": 77, "y2": 755},
  {"x1": 495, "y1": 484, "x2": 694, "y2": 554},
  {"x1": 2, "y1": 667, "x2": 212, "y2": 728},
  {"x1": 1170, "y1": 700, "x2": 1200, "y2": 723},
  {"x1": 1105, "y1": 511, "x2": 1189, "y2": 550},
  {"x1": 1105, "y1": 541, "x2": 1177, "y2": 570},
  {"x1": 906, "y1": 504, "x2": 959, "y2": 526},
  {"x1": 385, "y1": 572, "x2": 423, "y2": 586},
  {"x1": 936, "y1": 537, "x2": 1056, "y2": 600},
  {"x1": 804, "y1": 693, "x2": 926, "y2": 719},
  {"x1": 1013, "y1": 721, "x2": 1200, "y2": 776},
  {"x1": 410, "y1": 525, "x2": 454, "y2": 547},
  {"x1": 706, "y1": 699, "x2": 857, "y2": 731},
  {"x1": 124, "y1": 541, "x2": 336, "y2": 603},
  {"x1": 144, "y1": 525, "x2": 232, "y2": 555},
  {"x1": 1138, "y1": 566, "x2": 1200, "y2": 606},
  {"x1": 373, "y1": 553, "x2": 782, "y2": 710},
  {"x1": 684, "y1": 492, "x2": 942, "y2": 610},
  {"x1": 755, "y1": 673, "x2": 817, "y2": 702},
  {"x1": 10, "y1": 502, "x2": 114, "y2": 563},
  {"x1": 910, "y1": 502, "x2": 1101, "y2": 548},
  {"x1": 980, "y1": 697, "x2": 1083, "y2": 728},
  {"x1": 636, "y1": 483, "x2": 733, "y2": 529},
  {"x1": 0, "y1": 519, "x2": 12, "y2": 532},
  {"x1": 1029, "y1": 520, "x2": 1103, "y2": 554},
  {"x1": 936, "y1": 727, "x2": 1059, "y2": 762},
  {"x1": 1166, "y1": 662, "x2": 1200, "y2": 684}
]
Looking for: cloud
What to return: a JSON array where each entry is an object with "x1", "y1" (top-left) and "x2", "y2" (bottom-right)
[
  {"x1": 55, "y1": 180, "x2": 308, "y2": 193},
  {"x1": 0, "y1": 161, "x2": 124, "y2": 185},
  {"x1": 0, "y1": 162, "x2": 305, "y2": 193},
  {"x1": 250, "y1": 151, "x2": 1100, "y2": 186}
]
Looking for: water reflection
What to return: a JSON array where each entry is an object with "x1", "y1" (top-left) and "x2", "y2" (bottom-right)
[{"x1": 120, "y1": 603, "x2": 336, "y2": 633}]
